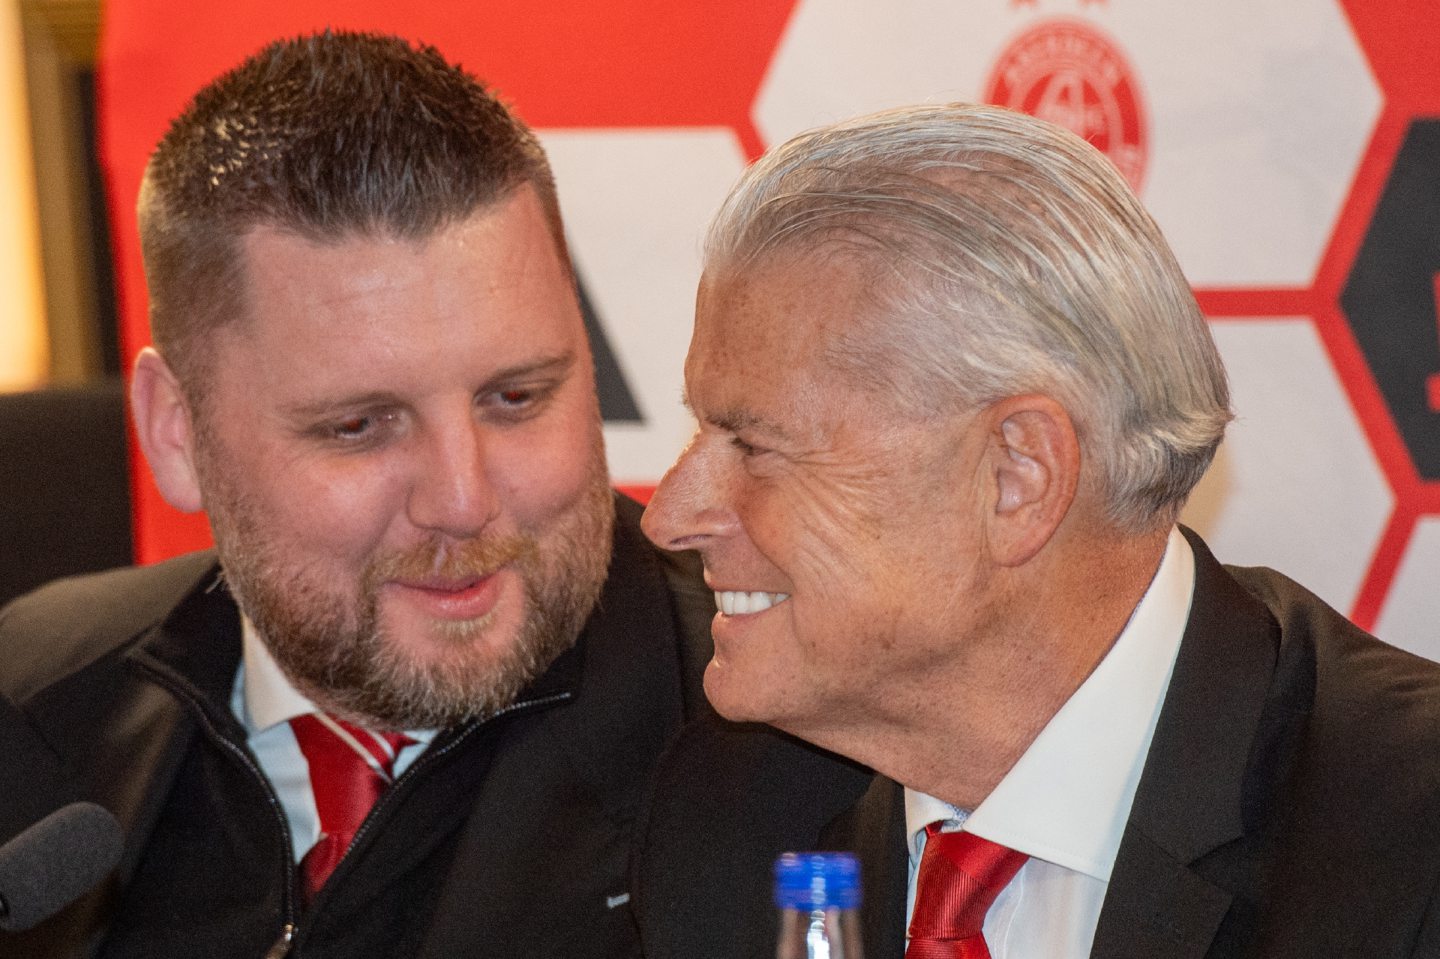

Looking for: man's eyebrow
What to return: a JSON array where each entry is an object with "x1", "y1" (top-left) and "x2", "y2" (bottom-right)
[
  {"x1": 281, "y1": 353, "x2": 577, "y2": 420},
  {"x1": 281, "y1": 391, "x2": 403, "y2": 421},
  {"x1": 682, "y1": 392, "x2": 797, "y2": 444},
  {"x1": 481, "y1": 352, "x2": 576, "y2": 386}
]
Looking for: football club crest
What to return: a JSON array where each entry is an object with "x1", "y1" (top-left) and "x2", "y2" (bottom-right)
[{"x1": 985, "y1": 18, "x2": 1148, "y2": 190}]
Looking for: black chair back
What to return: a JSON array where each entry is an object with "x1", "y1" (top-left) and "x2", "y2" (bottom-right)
[{"x1": 0, "y1": 379, "x2": 134, "y2": 608}]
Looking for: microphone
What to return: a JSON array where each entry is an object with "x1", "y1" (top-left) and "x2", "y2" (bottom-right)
[{"x1": 0, "y1": 802, "x2": 122, "y2": 932}]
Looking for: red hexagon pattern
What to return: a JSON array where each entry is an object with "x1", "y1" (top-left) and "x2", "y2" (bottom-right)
[{"x1": 1271, "y1": 0, "x2": 1440, "y2": 642}]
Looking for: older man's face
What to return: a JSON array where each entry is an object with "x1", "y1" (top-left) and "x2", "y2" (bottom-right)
[{"x1": 643, "y1": 255, "x2": 992, "y2": 739}]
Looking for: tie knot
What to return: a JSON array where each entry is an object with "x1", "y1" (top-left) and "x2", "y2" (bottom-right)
[
  {"x1": 290, "y1": 713, "x2": 413, "y2": 784},
  {"x1": 908, "y1": 826, "x2": 1028, "y2": 952}
]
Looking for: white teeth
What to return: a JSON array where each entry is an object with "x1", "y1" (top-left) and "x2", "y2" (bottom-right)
[{"x1": 714, "y1": 590, "x2": 791, "y2": 615}]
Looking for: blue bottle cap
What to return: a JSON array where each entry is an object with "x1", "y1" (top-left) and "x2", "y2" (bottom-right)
[{"x1": 773, "y1": 852, "x2": 862, "y2": 910}]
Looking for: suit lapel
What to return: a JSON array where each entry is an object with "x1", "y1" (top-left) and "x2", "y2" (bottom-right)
[
  {"x1": 634, "y1": 720, "x2": 876, "y2": 959},
  {"x1": 1091, "y1": 830, "x2": 1235, "y2": 959},
  {"x1": 819, "y1": 775, "x2": 908, "y2": 958},
  {"x1": 1090, "y1": 529, "x2": 1289, "y2": 959}
]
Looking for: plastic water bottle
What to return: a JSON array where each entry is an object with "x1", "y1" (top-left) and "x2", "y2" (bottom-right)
[{"x1": 773, "y1": 852, "x2": 864, "y2": 959}]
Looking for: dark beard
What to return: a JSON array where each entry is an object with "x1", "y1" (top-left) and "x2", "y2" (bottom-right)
[{"x1": 213, "y1": 475, "x2": 615, "y2": 729}]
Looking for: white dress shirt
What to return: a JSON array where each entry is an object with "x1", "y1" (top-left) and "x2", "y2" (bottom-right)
[
  {"x1": 229, "y1": 617, "x2": 434, "y2": 862},
  {"x1": 905, "y1": 527, "x2": 1196, "y2": 958}
]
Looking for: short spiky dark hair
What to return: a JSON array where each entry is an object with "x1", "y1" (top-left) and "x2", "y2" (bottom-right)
[{"x1": 138, "y1": 30, "x2": 566, "y2": 392}]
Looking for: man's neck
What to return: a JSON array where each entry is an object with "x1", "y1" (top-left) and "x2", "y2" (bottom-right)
[{"x1": 796, "y1": 524, "x2": 1171, "y2": 811}]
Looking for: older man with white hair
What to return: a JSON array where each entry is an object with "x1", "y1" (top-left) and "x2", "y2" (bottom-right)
[{"x1": 636, "y1": 103, "x2": 1440, "y2": 958}]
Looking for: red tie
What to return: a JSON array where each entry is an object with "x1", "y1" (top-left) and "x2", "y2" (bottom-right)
[
  {"x1": 906, "y1": 824, "x2": 1029, "y2": 959},
  {"x1": 289, "y1": 713, "x2": 414, "y2": 904}
]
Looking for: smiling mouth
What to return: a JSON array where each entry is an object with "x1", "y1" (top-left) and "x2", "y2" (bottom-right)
[
  {"x1": 398, "y1": 574, "x2": 488, "y2": 591},
  {"x1": 384, "y1": 572, "x2": 502, "y2": 621},
  {"x1": 714, "y1": 590, "x2": 791, "y2": 615}
]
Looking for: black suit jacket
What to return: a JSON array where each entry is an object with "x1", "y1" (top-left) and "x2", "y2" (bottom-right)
[
  {"x1": 0, "y1": 495, "x2": 716, "y2": 958},
  {"x1": 635, "y1": 531, "x2": 1440, "y2": 957}
]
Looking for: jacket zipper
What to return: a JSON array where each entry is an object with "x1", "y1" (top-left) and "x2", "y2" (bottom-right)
[
  {"x1": 334, "y1": 691, "x2": 573, "y2": 878},
  {"x1": 289, "y1": 690, "x2": 575, "y2": 952},
  {"x1": 262, "y1": 923, "x2": 297, "y2": 959},
  {"x1": 134, "y1": 660, "x2": 302, "y2": 955},
  {"x1": 137, "y1": 655, "x2": 572, "y2": 958}
]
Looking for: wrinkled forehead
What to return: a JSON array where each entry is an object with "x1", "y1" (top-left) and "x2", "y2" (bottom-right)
[
  {"x1": 689, "y1": 250, "x2": 913, "y2": 414},
  {"x1": 697, "y1": 242, "x2": 894, "y2": 337},
  {"x1": 694, "y1": 239, "x2": 982, "y2": 426},
  {"x1": 687, "y1": 260, "x2": 822, "y2": 394}
]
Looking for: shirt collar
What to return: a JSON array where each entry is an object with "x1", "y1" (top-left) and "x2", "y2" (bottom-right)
[
  {"x1": 234, "y1": 614, "x2": 325, "y2": 734},
  {"x1": 233, "y1": 615, "x2": 438, "y2": 748},
  {"x1": 905, "y1": 527, "x2": 1196, "y2": 880}
]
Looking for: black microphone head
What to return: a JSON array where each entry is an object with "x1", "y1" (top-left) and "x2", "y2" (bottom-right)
[{"x1": 0, "y1": 802, "x2": 123, "y2": 932}]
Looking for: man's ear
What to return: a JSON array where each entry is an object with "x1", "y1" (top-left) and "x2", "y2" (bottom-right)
[
  {"x1": 982, "y1": 393, "x2": 1080, "y2": 567},
  {"x1": 130, "y1": 347, "x2": 205, "y2": 513}
]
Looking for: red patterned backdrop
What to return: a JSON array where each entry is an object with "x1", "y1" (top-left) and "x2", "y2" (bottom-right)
[{"x1": 99, "y1": 0, "x2": 1440, "y2": 658}]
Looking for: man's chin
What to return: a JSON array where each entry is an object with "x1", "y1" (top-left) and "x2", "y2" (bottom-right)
[
  {"x1": 374, "y1": 590, "x2": 532, "y2": 671},
  {"x1": 701, "y1": 663, "x2": 782, "y2": 726},
  {"x1": 383, "y1": 608, "x2": 499, "y2": 655},
  {"x1": 348, "y1": 605, "x2": 572, "y2": 728}
]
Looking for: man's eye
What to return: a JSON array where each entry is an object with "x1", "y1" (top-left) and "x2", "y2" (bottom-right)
[
  {"x1": 320, "y1": 411, "x2": 397, "y2": 444},
  {"x1": 483, "y1": 384, "x2": 551, "y2": 420},
  {"x1": 730, "y1": 435, "x2": 762, "y2": 456},
  {"x1": 498, "y1": 388, "x2": 533, "y2": 407},
  {"x1": 333, "y1": 416, "x2": 372, "y2": 438}
]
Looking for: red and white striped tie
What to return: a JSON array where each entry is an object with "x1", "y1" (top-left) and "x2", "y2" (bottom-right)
[{"x1": 289, "y1": 713, "x2": 414, "y2": 904}]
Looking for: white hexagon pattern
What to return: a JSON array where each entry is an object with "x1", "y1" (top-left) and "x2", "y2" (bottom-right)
[
  {"x1": 536, "y1": 9, "x2": 1421, "y2": 651},
  {"x1": 1181, "y1": 319, "x2": 1393, "y2": 613},
  {"x1": 757, "y1": 0, "x2": 1379, "y2": 286},
  {"x1": 539, "y1": 128, "x2": 749, "y2": 484}
]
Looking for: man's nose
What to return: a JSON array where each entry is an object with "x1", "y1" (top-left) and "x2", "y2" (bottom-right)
[
  {"x1": 407, "y1": 422, "x2": 499, "y2": 538},
  {"x1": 641, "y1": 436, "x2": 739, "y2": 553}
]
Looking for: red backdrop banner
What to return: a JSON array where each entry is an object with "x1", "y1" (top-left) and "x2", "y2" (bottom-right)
[
  {"x1": 99, "y1": 0, "x2": 1440, "y2": 658},
  {"x1": 99, "y1": 0, "x2": 794, "y2": 561}
]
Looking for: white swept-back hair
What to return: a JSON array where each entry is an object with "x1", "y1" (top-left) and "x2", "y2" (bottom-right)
[{"x1": 704, "y1": 102, "x2": 1232, "y2": 533}]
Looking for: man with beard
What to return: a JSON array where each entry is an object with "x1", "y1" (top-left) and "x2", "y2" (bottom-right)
[{"x1": 0, "y1": 32, "x2": 711, "y2": 959}]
